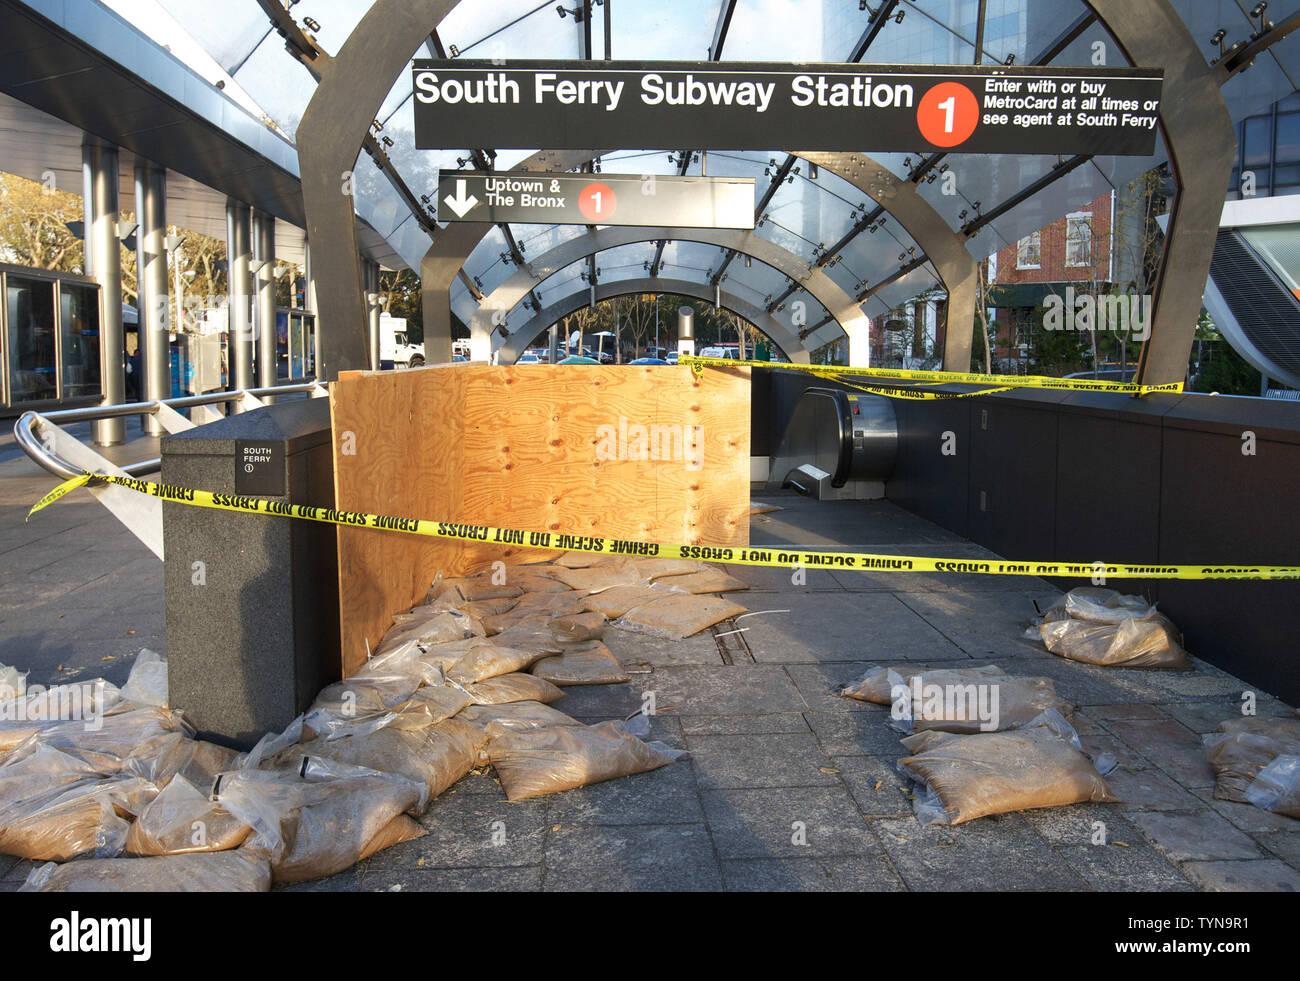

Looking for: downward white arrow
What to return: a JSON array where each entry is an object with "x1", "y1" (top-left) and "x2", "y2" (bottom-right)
[{"x1": 443, "y1": 179, "x2": 479, "y2": 218}]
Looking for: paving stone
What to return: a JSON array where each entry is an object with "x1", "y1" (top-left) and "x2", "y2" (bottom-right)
[
  {"x1": 1020, "y1": 804, "x2": 1196, "y2": 892},
  {"x1": 638, "y1": 664, "x2": 809, "y2": 716},
  {"x1": 1254, "y1": 832, "x2": 1300, "y2": 868},
  {"x1": 721, "y1": 855, "x2": 905, "y2": 892},
  {"x1": 545, "y1": 757, "x2": 704, "y2": 826},
  {"x1": 1181, "y1": 860, "x2": 1300, "y2": 892},
  {"x1": 1128, "y1": 810, "x2": 1264, "y2": 863},
  {"x1": 275, "y1": 866, "x2": 365, "y2": 892},
  {"x1": 700, "y1": 785, "x2": 878, "y2": 859},
  {"x1": 1105, "y1": 763, "x2": 1206, "y2": 811},
  {"x1": 1102, "y1": 718, "x2": 1217, "y2": 789},
  {"x1": 361, "y1": 866, "x2": 543, "y2": 892},
  {"x1": 603, "y1": 626, "x2": 722, "y2": 667},
  {"x1": 687, "y1": 732, "x2": 841, "y2": 790},
  {"x1": 833, "y1": 754, "x2": 915, "y2": 818},
  {"x1": 741, "y1": 592, "x2": 967, "y2": 664},
  {"x1": 1025, "y1": 657, "x2": 1181, "y2": 706},
  {"x1": 679, "y1": 713, "x2": 810, "y2": 735},
  {"x1": 1088, "y1": 702, "x2": 1173, "y2": 721},
  {"x1": 784, "y1": 661, "x2": 904, "y2": 712},
  {"x1": 368, "y1": 794, "x2": 549, "y2": 870},
  {"x1": 721, "y1": 561, "x2": 844, "y2": 592},
  {"x1": 874, "y1": 814, "x2": 1089, "y2": 891},
  {"x1": 1160, "y1": 699, "x2": 1295, "y2": 733},
  {"x1": 545, "y1": 681, "x2": 647, "y2": 719},
  {"x1": 804, "y1": 710, "x2": 909, "y2": 759},
  {"x1": 893, "y1": 590, "x2": 1059, "y2": 658},
  {"x1": 542, "y1": 824, "x2": 721, "y2": 891}
]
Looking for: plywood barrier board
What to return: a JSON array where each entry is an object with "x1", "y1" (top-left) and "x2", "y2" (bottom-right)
[{"x1": 330, "y1": 363, "x2": 750, "y2": 675}]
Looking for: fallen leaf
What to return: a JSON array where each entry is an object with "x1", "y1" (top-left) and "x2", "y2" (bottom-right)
[
  {"x1": 551, "y1": 824, "x2": 562, "y2": 832},
  {"x1": 872, "y1": 780, "x2": 883, "y2": 791},
  {"x1": 818, "y1": 766, "x2": 839, "y2": 775},
  {"x1": 101, "y1": 655, "x2": 115, "y2": 661},
  {"x1": 1113, "y1": 841, "x2": 1131, "y2": 848}
]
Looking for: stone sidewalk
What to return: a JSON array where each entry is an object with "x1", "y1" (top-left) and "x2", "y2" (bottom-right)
[{"x1": 1, "y1": 429, "x2": 1297, "y2": 891}]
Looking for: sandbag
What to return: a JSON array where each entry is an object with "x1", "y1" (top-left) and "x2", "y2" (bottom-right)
[
  {"x1": 502, "y1": 566, "x2": 574, "y2": 593},
  {"x1": 482, "y1": 593, "x2": 590, "y2": 632},
  {"x1": 842, "y1": 664, "x2": 1005, "y2": 705},
  {"x1": 895, "y1": 670, "x2": 1072, "y2": 734},
  {"x1": 1205, "y1": 716, "x2": 1300, "y2": 802},
  {"x1": 0, "y1": 775, "x2": 154, "y2": 861},
  {"x1": 22, "y1": 707, "x2": 187, "y2": 774},
  {"x1": 124, "y1": 732, "x2": 241, "y2": 789},
  {"x1": 211, "y1": 758, "x2": 426, "y2": 883},
  {"x1": 658, "y1": 567, "x2": 750, "y2": 594},
  {"x1": 1060, "y1": 587, "x2": 1154, "y2": 625},
  {"x1": 0, "y1": 662, "x2": 26, "y2": 698},
  {"x1": 1245, "y1": 754, "x2": 1300, "y2": 819},
  {"x1": 374, "y1": 607, "x2": 483, "y2": 656},
  {"x1": 488, "y1": 720, "x2": 684, "y2": 801},
  {"x1": 1040, "y1": 612, "x2": 1189, "y2": 668},
  {"x1": 460, "y1": 597, "x2": 521, "y2": 619},
  {"x1": 549, "y1": 563, "x2": 643, "y2": 593},
  {"x1": 447, "y1": 644, "x2": 549, "y2": 685},
  {"x1": 549, "y1": 611, "x2": 607, "y2": 643},
  {"x1": 20, "y1": 850, "x2": 273, "y2": 892},
  {"x1": 458, "y1": 700, "x2": 581, "y2": 736},
  {"x1": 466, "y1": 673, "x2": 565, "y2": 705},
  {"x1": 283, "y1": 718, "x2": 487, "y2": 805},
  {"x1": 581, "y1": 583, "x2": 679, "y2": 619},
  {"x1": 616, "y1": 593, "x2": 748, "y2": 639},
  {"x1": 125, "y1": 775, "x2": 250, "y2": 856},
  {"x1": 385, "y1": 685, "x2": 474, "y2": 731},
  {"x1": 120, "y1": 649, "x2": 168, "y2": 707},
  {"x1": 0, "y1": 679, "x2": 123, "y2": 758},
  {"x1": 899, "y1": 724, "x2": 1118, "y2": 825},
  {"x1": 531, "y1": 641, "x2": 630, "y2": 686},
  {"x1": 429, "y1": 576, "x2": 524, "y2": 603}
]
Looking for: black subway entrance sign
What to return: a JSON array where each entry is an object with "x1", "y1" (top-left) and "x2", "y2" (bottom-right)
[
  {"x1": 436, "y1": 171, "x2": 755, "y2": 227},
  {"x1": 413, "y1": 61, "x2": 1164, "y2": 156}
]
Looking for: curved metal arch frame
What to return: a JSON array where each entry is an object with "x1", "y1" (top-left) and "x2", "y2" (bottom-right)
[
  {"x1": 425, "y1": 149, "x2": 975, "y2": 368},
  {"x1": 497, "y1": 278, "x2": 813, "y2": 365},
  {"x1": 296, "y1": 0, "x2": 1231, "y2": 386},
  {"x1": 471, "y1": 225, "x2": 880, "y2": 363},
  {"x1": 1081, "y1": 0, "x2": 1237, "y2": 386}
]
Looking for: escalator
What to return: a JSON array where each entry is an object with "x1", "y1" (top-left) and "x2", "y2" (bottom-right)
[{"x1": 766, "y1": 386, "x2": 897, "y2": 499}]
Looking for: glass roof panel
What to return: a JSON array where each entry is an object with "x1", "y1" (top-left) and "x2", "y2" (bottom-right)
[
  {"x1": 155, "y1": 0, "x2": 271, "y2": 72},
  {"x1": 608, "y1": 0, "x2": 724, "y2": 61},
  {"x1": 438, "y1": 0, "x2": 583, "y2": 60},
  {"x1": 227, "y1": 33, "x2": 318, "y2": 136},
  {"x1": 296, "y1": 0, "x2": 375, "y2": 56},
  {"x1": 722, "y1": 0, "x2": 862, "y2": 63}
]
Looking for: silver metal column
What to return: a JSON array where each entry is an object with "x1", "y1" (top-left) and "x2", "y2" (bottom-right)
[
  {"x1": 225, "y1": 201, "x2": 254, "y2": 407},
  {"x1": 254, "y1": 212, "x2": 278, "y2": 393},
  {"x1": 134, "y1": 161, "x2": 169, "y2": 436},
  {"x1": 84, "y1": 140, "x2": 125, "y2": 446},
  {"x1": 364, "y1": 259, "x2": 382, "y2": 370}
]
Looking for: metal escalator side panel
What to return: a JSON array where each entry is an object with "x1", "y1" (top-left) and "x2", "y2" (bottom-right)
[{"x1": 1207, "y1": 230, "x2": 1300, "y2": 390}]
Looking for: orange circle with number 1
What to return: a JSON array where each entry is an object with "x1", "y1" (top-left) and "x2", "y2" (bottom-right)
[
  {"x1": 917, "y1": 82, "x2": 980, "y2": 148},
  {"x1": 579, "y1": 183, "x2": 616, "y2": 222}
]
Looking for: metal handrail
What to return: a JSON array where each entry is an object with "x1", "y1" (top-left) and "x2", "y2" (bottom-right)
[{"x1": 14, "y1": 381, "x2": 323, "y2": 481}]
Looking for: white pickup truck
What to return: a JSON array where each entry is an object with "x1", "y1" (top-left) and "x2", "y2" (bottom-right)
[{"x1": 379, "y1": 314, "x2": 425, "y2": 368}]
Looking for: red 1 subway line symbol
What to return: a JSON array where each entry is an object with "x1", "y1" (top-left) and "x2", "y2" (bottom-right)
[
  {"x1": 917, "y1": 81, "x2": 980, "y2": 148},
  {"x1": 443, "y1": 178, "x2": 479, "y2": 218},
  {"x1": 579, "y1": 182, "x2": 616, "y2": 222}
]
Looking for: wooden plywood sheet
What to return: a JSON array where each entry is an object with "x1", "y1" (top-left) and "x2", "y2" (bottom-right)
[{"x1": 331, "y1": 364, "x2": 749, "y2": 675}]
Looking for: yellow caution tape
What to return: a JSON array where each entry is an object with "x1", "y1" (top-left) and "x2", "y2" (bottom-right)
[
  {"x1": 29, "y1": 471, "x2": 1300, "y2": 581},
  {"x1": 680, "y1": 355, "x2": 1183, "y2": 399}
]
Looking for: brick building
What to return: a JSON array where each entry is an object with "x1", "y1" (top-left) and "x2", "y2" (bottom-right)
[{"x1": 985, "y1": 190, "x2": 1116, "y2": 363}]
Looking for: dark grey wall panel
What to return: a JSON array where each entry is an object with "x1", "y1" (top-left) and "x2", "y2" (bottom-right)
[{"x1": 882, "y1": 384, "x2": 1300, "y2": 705}]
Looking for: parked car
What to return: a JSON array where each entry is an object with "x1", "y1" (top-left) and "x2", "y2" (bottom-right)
[
  {"x1": 666, "y1": 351, "x2": 680, "y2": 364},
  {"x1": 517, "y1": 353, "x2": 541, "y2": 364},
  {"x1": 629, "y1": 357, "x2": 668, "y2": 365}
]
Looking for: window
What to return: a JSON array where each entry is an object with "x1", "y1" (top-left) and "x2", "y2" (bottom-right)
[
  {"x1": 1066, "y1": 213, "x2": 1093, "y2": 268},
  {"x1": 1016, "y1": 231, "x2": 1041, "y2": 269},
  {"x1": 6, "y1": 275, "x2": 57, "y2": 402},
  {"x1": 59, "y1": 284, "x2": 101, "y2": 398}
]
